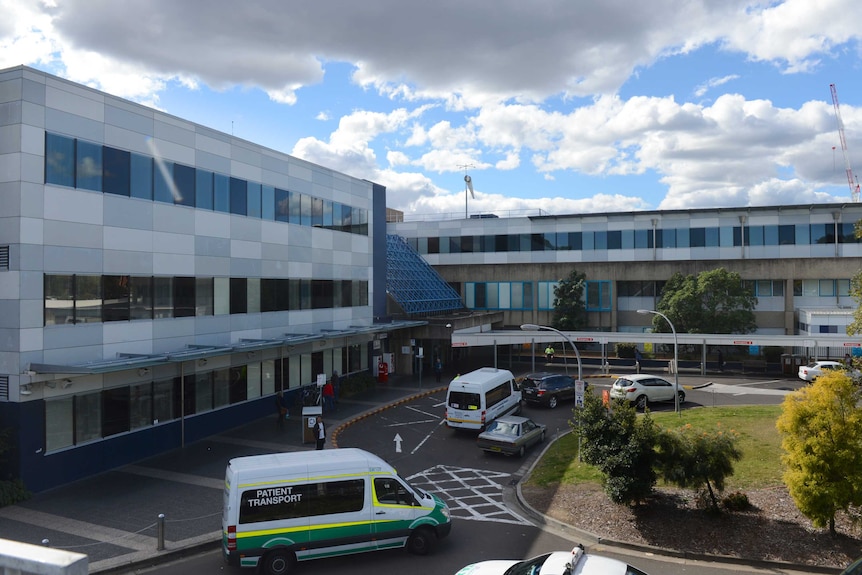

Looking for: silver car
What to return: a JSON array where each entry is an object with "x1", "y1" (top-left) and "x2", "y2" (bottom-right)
[
  {"x1": 610, "y1": 374, "x2": 685, "y2": 411},
  {"x1": 476, "y1": 415, "x2": 546, "y2": 457}
]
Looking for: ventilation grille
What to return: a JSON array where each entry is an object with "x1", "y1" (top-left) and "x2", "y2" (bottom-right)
[
  {"x1": 0, "y1": 376, "x2": 8, "y2": 401},
  {"x1": 0, "y1": 246, "x2": 8, "y2": 270}
]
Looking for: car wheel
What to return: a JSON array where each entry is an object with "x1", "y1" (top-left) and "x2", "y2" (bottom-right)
[
  {"x1": 261, "y1": 549, "x2": 294, "y2": 575},
  {"x1": 518, "y1": 445, "x2": 526, "y2": 457},
  {"x1": 635, "y1": 395, "x2": 648, "y2": 411},
  {"x1": 677, "y1": 390, "x2": 686, "y2": 404},
  {"x1": 548, "y1": 396, "x2": 558, "y2": 409},
  {"x1": 540, "y1": 430, "x2": 546, "y2": 442},
  {"x1": 407, "y1": 527, "x2": 437, "y2": 555}
]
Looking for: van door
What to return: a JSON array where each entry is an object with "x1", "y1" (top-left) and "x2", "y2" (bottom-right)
[{"x1": 371, "y1": 476, "x2": 419, "y2": 550}]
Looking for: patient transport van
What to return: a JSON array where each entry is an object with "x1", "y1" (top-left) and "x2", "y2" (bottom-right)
[
  {"x1": 222, "y1": 448, "x2": 451, "y2": 575},
  {"x1": 445, "y1": 367, "x2": 522, "y2": 430}
]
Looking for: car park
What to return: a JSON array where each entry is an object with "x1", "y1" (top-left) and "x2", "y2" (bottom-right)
[
  {"x1": 798, "y1": 360, "x2": 848, "y2": 382},
  {"x1": 476, "y1": 415, "x2": 546, "y2": 457},
  {"x1": 609, "y1": 374, "x2": 685, "y2": 411},
  {"x1": 519, "y1": 372, "x2": 582, "y2": 409},
  {"x1": 454, "y1": 544, "x2": 650, "y2": 575}
]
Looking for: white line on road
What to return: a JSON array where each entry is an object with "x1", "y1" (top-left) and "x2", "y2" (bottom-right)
[
  {"x1": 411, "y1": 418, "x2": 447, "y2": 455},
  {"x1": 386, "y1": 419, "x2": 438, "y2": 427},
  {"x1": 405, "y1": 405, "x2": 441, "y2": 418}
]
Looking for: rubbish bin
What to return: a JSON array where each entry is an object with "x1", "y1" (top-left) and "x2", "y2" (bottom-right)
[
  {"x1": 781, "y1": 354, "x2": 792, "y2": 375},
  {"x1": 302, "y1": 406, "x2": 322, "y2": 444}
]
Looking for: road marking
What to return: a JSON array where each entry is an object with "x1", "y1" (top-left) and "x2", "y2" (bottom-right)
[
  {"x1": 410, "y1": 418, "x2": 447, "y2": 455},
  {"x1": 405, "y1": 405, "x2": 441, "y2": 418},
  {"x1": 385, "y1": 419, "x2": 438, "y2": 427},
  {"x1": 407, "y1": 465, "x2": 532, "y2": 526}
]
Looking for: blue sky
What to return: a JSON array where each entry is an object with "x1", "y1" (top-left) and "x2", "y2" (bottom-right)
[{"x1": 3, "y1": 0, "x2": 862, "y2": 218}]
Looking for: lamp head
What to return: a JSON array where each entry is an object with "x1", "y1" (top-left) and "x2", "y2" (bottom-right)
[
  {"x1": 636, "y1": 309, "x2": 651, "y2": 315},
  {"x1": 520, "y1": 324, "x2": 540, "y2": 331}
]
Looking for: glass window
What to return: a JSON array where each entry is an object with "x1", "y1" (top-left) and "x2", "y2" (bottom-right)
[
  {"x1": 748, "y1": 226, "x2": 764, "y2": 246},
  {"x1": 130, "y1": 382, "x2": 152, "y2": 430},
  {"x1": 322, "y1": 199, "x2": 333, "y2": 229},
  {"x1": 247, "y1": 182, "x2": 262, "y2": 218},
  {"x1": 214, "y1": 173, "x2": 230, "y2": 213},
  {"x1": 130, "y1": 276, "x2": 154, "y2": 320},
  {"x1": 75, "y1": 392, "x2": 102, "y2": 443},
  {"x1": 720, "y1": 226, "x2": 734, "y2": 247},
  {"x1": 214, "y1": 368, "x2": 231, "y2": 408},
  {"x1": 763, "y1": 225, "x2": 779, "y2": 245},
  {"x1": 275, "y1": 188, "x2": 290, "y2": 222},
  {"x1": 214, "y1": 277, "x2": 230, "y2": 315},
  {"x1": 102, "y1": 386, "x2": 130, "y2": 437},
  {"x1": 45, "y1": 397, "x2": 74, "y2": 451},
  {"x1": 261, "y1": 359, "x2": 276, "y2": 396},
  {"x1": 45, "y1": 133, "x2": 75, "y2": 187},
  {"x1": 229, "y1": 366, "x2": 247, "y2": 404},
  {"x1": 607, "y1": 230, "x2": 622, "y2": 250},
  {"x1": 153, "y1": 378, "x2": 175, "y2": 423},
  {"x1": 173, "y1": 163, "x2": 195, "y2": 207},
  {"x1": 300, "y1": 194, "x2": 312, "y2": 226},
  {"x1": 676, "y1": 228, "x2": 690, "y2": 247},
  {"x1": 195, "y1": 372, "x2": 213, "y2": 413},
  {"x1": 247, "y1": 362, "x2": 262, "y2": 400},
  {"x1": 76, "y1": 140, "x2": 102, "y2": 191},
  {"x1": 660, "y1": 229, "x2": 676, "y2": 249},
  {"x1": 811, "y1": 224, "x2": 833, "y2": 245},
  {"x1": 130, "y1": 153, "x2": 153, "y2": 200},
  {"x1": 820, "y1": 279, "x2": 835, "y2": 297},
  {"x1": 773, "y1": 281, "x2": 784, "y2": 296},
  {"x1": 293, "y1": 192, "x2": 306, "y2": 226},
  {"x1": 153, "y1": 277, "x2": 173, "y2": 319},
  {"x1": 153, "y1": 159, "x2": 175, "y2": 203},
  {"x1": 838, "y1": 279, "x2": 851, "y2": 296},
  {"x1": 756, "y1": 280, "x2": 772, "y2": 296},
  {"x1": 582, "y1": 232, "x2": 594, "y2": 251},
  {"x1": 311, "y1": 197, "x2": 323, "y2": 227},
  {"x1": 634, "y1": 229, "x2": 651, "y2": 249},
  {"x1": 690, "y1": 228, "x2": 705, "y2": 248},
  {"x1": 196, "y1": 170, "x2": 214, "y2": 210},
  {"x1": 262, "y1": 185, "x2": 275, "y2": 220},
  {"x1": 778, "y1": 225, "x2": 795, "y2": 245},
  {"x1": 44, "y1": 274, "x2": 74, "y2": 326},
  {"x1": 102, "y1": 275, "x2": 130, "y2": 322},
  {"x1": 795, "y1": 224, "x2": 810, "y2": 245},
  {"x1": 230, "y1": 177, "x2": 247, "y2": 215},
  {"x1": 102, "y1": 147, "x2": 131, "y2": 196},
  {"x1": 196, "y1": 277, "x2": 214, "y2": 316},
  {"x1": 230, "y1": 278, "x2": 248, "y2": 314},
  {"x1": 75, "y1": 275, "x2": 102, "y2": 324},
  {"x1": 705, "y1": 227, "x2": 719, "y2": 247},
  {"x1": 593, "y1": 231, "x2": 607, "y2": 250},
  {"x1": 173, "y1": 277, "x2": 196, "y2": 317}
]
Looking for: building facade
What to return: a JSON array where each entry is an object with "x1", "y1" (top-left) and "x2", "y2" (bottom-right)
[{"x1": 0, "y1": 66, "x2": 397, "y2": 491}]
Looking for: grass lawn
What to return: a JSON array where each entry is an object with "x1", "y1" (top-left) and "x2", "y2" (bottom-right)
[{"x1": 527, "y1": 405, "x2": 786, "y2": 490}]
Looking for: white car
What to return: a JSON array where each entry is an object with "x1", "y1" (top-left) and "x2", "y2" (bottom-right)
[
  {"x1": 454, "y1": 545, "x2": 649, "y2": 575},
  {"x1": 797, "y1": 360, "x2": 846, "y2": 382},
  {"x1": 609, "y1": 374, "x2": 685, "y2": 411}
]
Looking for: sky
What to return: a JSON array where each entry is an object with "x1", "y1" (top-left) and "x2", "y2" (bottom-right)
[{"x1": 3, "y1": 0, "x2": 862, "y2": 219}]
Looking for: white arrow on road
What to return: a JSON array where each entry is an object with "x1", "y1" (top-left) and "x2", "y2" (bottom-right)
[{"x1": 394, "y1": 433, "x2": 403, "y2": 453}]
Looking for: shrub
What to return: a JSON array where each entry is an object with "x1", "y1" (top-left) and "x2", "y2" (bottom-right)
[
  {"x1": 616, "y1": 342, "x2": 637, "y2": 359},
  {"x1": 341, "y1": 372, "x2": 377, "y2": 398},
  {"x1": 722, "y1": 491, "x2": 752, "y2": 511},
  {"x1": 0, "y1": 479, "x2": 30, "y2": 507}
]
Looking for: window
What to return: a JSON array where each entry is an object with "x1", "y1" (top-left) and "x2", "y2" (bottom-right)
[
  {"x1": 102, "y1": 147, "x2": 130, "y2": 196},
  {"x1": 173, "y1": 163, "x2": 195, "y2": 207},
  {"x1": 76, "y1": 140, "x2": 102, "y2": 191},
  {"x1": 230, "y1": 278, "x2": 248, "y2": 314},
  {"x1": 102, "y1": 275, "x2": 130, "y2": 322},
  {"x1": 230, "y1": 177, "x2": 247, "y2": 215},
  {"x1": 130, "y1": 153, "x2": 153, "y2": 199},
  {"x1": 153, "y1": 159, "x2": 175, "y2": 203},
  {"x1": 102, "y1": 386, "x2": 130, "y2": 437},
  {"x1": 239, "y1": 479, "x2": 365, "y2": 524},
  {"x1": 76, "y1": 392, "x2": 102, "y2": 443},
  {"x1": 485, "y1": 381, "x2": 513, "y2": 408},
  {"x1": 45, "y1": 133, "x2": 75, "y2": 187},
  {"x1": 214, "y1": 173, "x2": 230, "y2": 212},
  {"x1": 173, "y1": 277, "x2": 195, "y2": 317},
  {"x1": 586, "y1": 280, "x2": 611, "y2": 311}
]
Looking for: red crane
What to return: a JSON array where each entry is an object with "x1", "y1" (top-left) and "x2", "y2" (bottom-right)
[{"x1": 830, "y1": 83, "x2": 861, "y2": 202}]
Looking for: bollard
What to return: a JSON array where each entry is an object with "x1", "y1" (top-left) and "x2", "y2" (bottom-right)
[{"x1": 157, "y1": 513, "x2": 165, "y2": 551}]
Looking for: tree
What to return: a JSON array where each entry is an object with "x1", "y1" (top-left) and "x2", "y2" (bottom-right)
[
  {"x1": 655, "y1": 423, "x2": 741, "y2": 511},
  {"x1": 576, "y1": 392, "x2": 659, "y2": 505},
  {"x1": 775, "y1": 371, "x2": 862, "y2": 535},
  {"x1": 655, "y1": 268, "x2": 756, "y2": 334},
  {"x1": 552, "y1": 269, "x2": 587, "y2": 331}
]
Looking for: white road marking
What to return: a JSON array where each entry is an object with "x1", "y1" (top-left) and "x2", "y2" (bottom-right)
[
  {"x1": 386, "y1": 419, "x2": 438, "y2": 427},
  {"x1": 405, "y1": 405, "x2": 441, "y2": 418},
  {"x1": 411, "y1": 418, "x2": 447, "y2": 455}
]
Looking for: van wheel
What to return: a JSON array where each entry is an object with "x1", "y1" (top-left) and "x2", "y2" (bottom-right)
[
  {"x1": 261, "y1": 549, "x2": 294, "y2": 575},
  {"x1": 407, "y1": 527, "x2": 437, "y2": 555}
]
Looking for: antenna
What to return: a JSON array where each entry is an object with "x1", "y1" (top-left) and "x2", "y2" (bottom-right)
[{"x1": 458, "y1": 163, "x2": 475, "y2": 218}]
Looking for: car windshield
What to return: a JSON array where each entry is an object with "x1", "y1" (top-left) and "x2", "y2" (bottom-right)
[{"x1": 504, "y1": 553, "x2": 551, "y2": 575}]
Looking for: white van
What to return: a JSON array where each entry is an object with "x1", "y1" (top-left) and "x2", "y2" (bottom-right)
[
  {"x1": 445, "y1": 367, "x2": 522, "y2": 430},
  {"x1": 222, "y1": 448, "x2": 452, "y2": 574}
]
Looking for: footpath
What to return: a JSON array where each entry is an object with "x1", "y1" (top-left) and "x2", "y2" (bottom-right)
[{"x1": 0, "y1": 365, "x2": 831, "y2": 574}]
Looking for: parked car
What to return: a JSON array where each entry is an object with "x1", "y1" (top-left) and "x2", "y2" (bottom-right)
[
  {"x1": 476, "y1": 415, "x2": 546, "y2": 457},
  {"x1": 840, "y1": 556, "x2": 862, "y2": 575},
  {"x1": 519, "y1": 372, "x2": 582, "y2": 409},
  {"x1": 609, "y1": 374, "x2": 685, "y2": 411},
  {"x1": 454, "y1": 544, "x2": 650, "y2": 575},
  {"x1": 798, "y1": 360, "x2": 848, "y2": 382}
]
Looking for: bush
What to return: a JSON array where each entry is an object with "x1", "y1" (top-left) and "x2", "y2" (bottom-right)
[
  {"x1": 616, "y1": 342, "x2": 637, "y2": 359},
  {"x1": 722, "y1": 491, "x2": 752, "y2": 511},
  {"x1": 341, "y1": 372, "x2": 377, "y2": 398},
  {"x1": 0, "y1": 479, "x2": 30, "y2": 507}
]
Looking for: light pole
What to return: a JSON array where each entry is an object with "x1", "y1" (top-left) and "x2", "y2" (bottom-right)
[
  {"x1": 520, "y1": 324, "x2": 582, "y2": 382},
  {"x1": 637, "y1": 309, "x2": 680, "y2": 414}
]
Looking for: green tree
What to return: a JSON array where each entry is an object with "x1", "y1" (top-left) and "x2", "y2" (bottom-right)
[
  {"x1": 575, "y1": 392, "x2": 659, "y2": 505},
  {"x1": 655, "y1": 423, "x2": 742, "y2": 511},
  {"x1": 552, "y1": 269, "x2": 587, "y2": 331},
  {"x1": 655, "y1": 268, "x2": 756, "y2": 333},
  {"x1": 775, "y1": 371, "x2": 862, "y2": 535}
]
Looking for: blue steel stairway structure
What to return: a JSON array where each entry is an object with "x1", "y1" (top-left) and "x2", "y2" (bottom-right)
[{"x1": 386, "y1": 234, "x2": 464, "y2": 316}]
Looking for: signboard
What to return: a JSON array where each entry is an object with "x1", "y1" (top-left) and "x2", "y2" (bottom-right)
[
  {"x1": 316, "y1": 373, "x2": 326, "y2": 387},
  {"x1": 451, "y1": 341, "x2": 468, "y2": 347},
  {"x1": 843, "y1": 342, "x2": 862, "y2": 347},
  {"x1": 575, "y1": 380, "x2": 585, "y2": 408},
  {"x1": 733, "y1": 340, "x2": 753, "y2": 345},
  {"x1": 576, "y1": 337, "x2": 594, "y2": 342}
]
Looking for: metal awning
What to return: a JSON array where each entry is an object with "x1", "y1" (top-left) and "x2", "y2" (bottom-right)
[{"x1": 28, "y1": 353, "x2": 169, "y2": 375}]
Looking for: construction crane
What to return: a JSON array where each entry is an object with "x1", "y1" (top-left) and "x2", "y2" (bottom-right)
[{"x1": 830, "y1": 83, "x2": 861, "y2": 202}]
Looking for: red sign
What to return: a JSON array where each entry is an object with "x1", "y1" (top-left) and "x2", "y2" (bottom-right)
[
  {"x1": 576, "y1": 337, "x2": 594, "y2": 342},
  {"x1": 451, "y1": 341, "x2": 468, "y2": 347},
  {"x1": 843, "y1": 342, "x2": 862, "y2": 347},
  {"x1": 733, "y1": 340, "x2": 753, "y2": 345}
]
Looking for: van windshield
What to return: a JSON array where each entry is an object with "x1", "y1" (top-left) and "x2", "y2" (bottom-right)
[{"x1": 448, "y1": 391, "x2": 480, "y2": 410}]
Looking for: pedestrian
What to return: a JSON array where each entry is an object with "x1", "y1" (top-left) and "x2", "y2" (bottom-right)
[
  {"x1": 545, "y1": 345, "x2": 555, "y2": 362},
  {"x1": 274, "y1": 390, "x2": 288, "y2": 430},
  {"x1": 845, "y1": 353, "x2": 852, "y2": 368},
  {"x1": 331, "y1": 370, "x2": 340, "y2": 405},
  {"x1": 717, "y1": 349, "x2": 724, "y2": 372},
  {"x1": 434, "y1": 357, "x2": 443, "y2": 383},
  {"x1": 322, "y1": 379, "x2": 335, "y2": 412},
  {"x1": 314, "y1": 416, "x2": 326, "y2": 450},
  {"x1": 634, "y1": 348, "x2": 643, "y2": 373}
]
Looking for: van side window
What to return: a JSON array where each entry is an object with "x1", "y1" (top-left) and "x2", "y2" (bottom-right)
[
  {"x1": 374, "y1": 477, "x2": 414, "y2": 506},
  {"x1": 448, "y1": 391, "x2": 481, "y2": 410},
  {"x1": 239, "y1": 478, "x2": 365, "y2": 524},
  {"x1": 484, "y1": 380, "x2": 513, "y2": 409}
]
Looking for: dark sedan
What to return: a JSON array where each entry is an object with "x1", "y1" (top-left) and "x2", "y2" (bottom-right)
[{"x1": 520, "y1": 372, "x2": 581, "y2": 409}]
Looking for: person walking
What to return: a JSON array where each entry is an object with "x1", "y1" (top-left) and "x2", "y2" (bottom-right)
[
  {"x1": 274, "y1": 390, "x2": 288, "y2": 430},
  {"x1": 322, "y1": 379, "x2": 335, "y2": 412},
  {"x1": 634, "y1": 348, "x2": 643, "y2": 374},
  {"x1": 434, "y1": 357, "x2": 443, "y2": 383},
  {"x1": 314, "y1": 416, "x2": 326, "y2": 450}
]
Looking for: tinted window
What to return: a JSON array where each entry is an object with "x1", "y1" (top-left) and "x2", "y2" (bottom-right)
[
  {"x1": 239, "y1": 478, "x2": 365, "y2": 524},
  {"x1": 45, "y1": 133, "x2": 75, "y2": 187},
  {"x1": 448, "y1": 391, "x2": 480, "y2": 410},
  {"x1": 102, "y1": 147, "x2": 130, "y2": 196}
]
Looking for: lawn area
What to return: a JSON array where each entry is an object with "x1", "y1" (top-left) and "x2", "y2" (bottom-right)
[{"x1": 526, "y1": 405, "x2": 786, "y2": 490}]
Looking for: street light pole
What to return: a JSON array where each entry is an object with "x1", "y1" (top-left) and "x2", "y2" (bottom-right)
[
  {"x1": 520, "y1": 324, "x2": 582, "y2": 382},
  {"x1": 637, "y1": 309, "x2": 680, "y2": 414}
]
